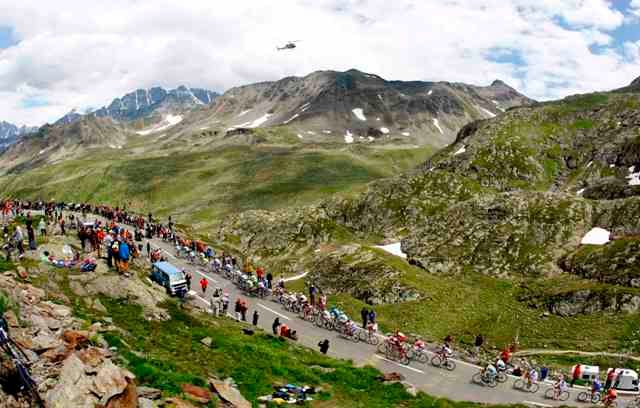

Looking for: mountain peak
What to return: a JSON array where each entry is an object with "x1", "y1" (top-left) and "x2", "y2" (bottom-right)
[
  {"x1": 630, "y1": 76, "x2": 640, "y2": 89},
  {"x1": 491, "y1": 79, "x2": 509, "y2": 87}
]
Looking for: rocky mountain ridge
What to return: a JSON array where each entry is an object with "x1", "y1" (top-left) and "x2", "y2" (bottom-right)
[
  {"x1": 212, "y1": 69, "x2": 534, "y2": 146},
  {"x1": 91, "y1": 85, "x2": 219, "y2": 122},
  {"x1": 217, "y1": 76, "x2": 640, "y2": 318},
  {"x1": 0, "y1": 122, "x2": 37, "y2": 151}
]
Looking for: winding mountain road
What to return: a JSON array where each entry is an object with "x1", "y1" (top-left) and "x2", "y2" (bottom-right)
[{"x1": 60, "y1": 211, "x2": 639, "y2": 407}]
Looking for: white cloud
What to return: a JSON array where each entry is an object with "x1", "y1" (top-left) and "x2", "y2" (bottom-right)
[
  {"x1": 0, "y1": 0, "x2": 638, "y2": 126},
  {"x1": 630, "y1": 0, "x2": 640, "y2": 17}
]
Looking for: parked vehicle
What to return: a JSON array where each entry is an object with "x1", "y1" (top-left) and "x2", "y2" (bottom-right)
[{"x1": 150, "y1": 261, "x2": 188, "y2": 297}]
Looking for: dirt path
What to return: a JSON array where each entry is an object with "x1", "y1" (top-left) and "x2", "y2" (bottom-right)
[{"x1": 514, "y1": 349, "x2": 640, "y2": 362}]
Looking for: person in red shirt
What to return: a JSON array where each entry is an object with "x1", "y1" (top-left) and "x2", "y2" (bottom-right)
[
  {"x1": 571, "y1": 364, "x2": 582, "y2": 387},
  {"x1": 500, "y1": 347, "x2": 512, "y2": 365},
  {"x1": 199, "y1": 277, "x2": 208, "y2": 295}
]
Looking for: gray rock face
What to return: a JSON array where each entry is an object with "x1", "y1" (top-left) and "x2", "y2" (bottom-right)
[
  {"x1": 216, "y1": 68, "x2": 534, "y2": 147},
  {"x1": 0, "y1": 121, "x2": 37, "y2": 150},
  {"x1": 92, "y1": 85, "x2": 219, "y2": 122}
]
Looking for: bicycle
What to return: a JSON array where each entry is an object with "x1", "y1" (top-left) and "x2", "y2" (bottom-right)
[
  {"x1": 0, "y1": 325, "x2": 44, "y2": 406},
  {"x1": 358, "y1": 328, "x2": 380, "y2": 346},
  {"x1": 385, "y1": 344, "x2": 410, "y2": 365},
  {"x1": 431, "y1": 352, "x2": 456, "y2": 371},
  {"x1": 513, "y1": 378, "x2": 540, "y2": 393},
  {"x1": 545, "y1": 387, "x2": 570, "y2": 401},
  {"x1": 472, "y1": 371, "x2": 498, "y2": 388}
]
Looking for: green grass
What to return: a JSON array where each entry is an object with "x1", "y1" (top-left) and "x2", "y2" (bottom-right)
[
  {"x1": 98, "y1": 297, "x2": 518, "y2": 408},
  {"x1": 0, "y1": 143, "x2": 434, "y2": 229},
  {"x1": 305, "y1": 249, "x2": 639, "y2": 353}
]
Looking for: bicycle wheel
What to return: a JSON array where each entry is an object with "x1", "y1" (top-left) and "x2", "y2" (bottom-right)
[
  {"x1": 472, "y1": 373, "x2": 483, "y2": 384},
  {"x1": 545, "y1": 388, "x2": 555, "y2": 399},
  {"x1": 487, "y1": 378, "x2": 497, "y2": 388},
  {"x1": 445, "y1": 359, "x2": 456, "y2": 371},
  {"x1": 560, "y1": 391, "x2": 570, "y2": 402},
  {"x1": 369, "y1": 335, "x2": 380, "y2": 346},
  {"x1": 577, "y1": 391, "x2": 589, "y2": 402},
  {"x1": 430, "y1": 355, "x2": 443, "y2": 367},
  {"x1": 529, "y1": 383, "x2": 539, "y2": 393},
  {"x1": 497, "y1": 372, "x2": 507, "y2": 383},
  {"x1": 417, "y1": 351, "x2": 428, "y2": 364},
  {"x1": 514, "y1": 379, "x2": 525, "y2": 390},
  {"x1": 398, "y1": 353, "x2": 410, "y2": 365}
]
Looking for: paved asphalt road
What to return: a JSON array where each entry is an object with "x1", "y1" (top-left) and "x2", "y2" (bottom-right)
[{"x1": 59, "y1": 211, "x2": 638, "y2": 407}]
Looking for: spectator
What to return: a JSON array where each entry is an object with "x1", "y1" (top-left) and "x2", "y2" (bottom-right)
[
  {"x1": 272, "y1": 318, "x2": 281, "y2": 335},
  {"x1": 474, "y1": 334, "x2": 484, "y2": 355},
  {"x1": 571, "y1": 364, "x2": 582, "y2": 387},
  {"x1": 318, "y1": 339, "x2": 330, "y2": 355},
  {"x1": 252, "y1": 310, "x2": 259, "y2": 326},
  {"x1": 360, "y1": 307, "x2": 369, "y2": 329}
]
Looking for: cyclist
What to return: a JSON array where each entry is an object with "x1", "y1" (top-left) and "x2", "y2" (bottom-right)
[
  {"x1": 552, "y1": 375, "x2": 568, "y2": 400},
  {"x1": 591, "y1": 378, "x2": 602, "y2": 401},
  {"x1": 602, "y1": 387, "x2": 617, "y2": 407},
  {"x1": 440, "y1": 341, "x2": 453, "y2": 361},
  {"x1": 390, "y1": 331, "x2": 407, "y2": 354},
  {"x1": 527, "y1": 367, "x2": 539, "y2": 389},
  {"x1": 483, "y1": 362, "x2": 498, "y2": 382}
]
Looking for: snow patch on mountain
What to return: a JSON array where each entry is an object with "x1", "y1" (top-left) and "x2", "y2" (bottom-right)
[
  {"x1": 453, "y1": 145, "x2": 466, "y2": 156},
  {"x1": 136, "y1": 114, "x2": 183, "y2": 135},
  {"x1": 432, "y1": 118, "x2": 444, "y2": 134},
  {"x1": 627, "y1": 166, "x2": 640, "y2": 186},
  {"x1": 375, "y1": 242, "x2": 407, "y2": 259},
  {"x1": 479, "y1": 107, "x2": 496, "y2": 118},
  {"x1": 352, "y1": 108, "x2": 366, "y2": 121},
  {"x1": 344, "y1": 130, "x2": 354, "y2": 144},
  {"x1": 247, "y1": 113, "x2": 272, "y2": 128},
  {"x1": 581, "y1": 228, "x2": 610, "y2": 245}
]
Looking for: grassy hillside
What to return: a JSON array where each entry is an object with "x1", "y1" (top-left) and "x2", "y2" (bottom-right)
[
  {"x1": 0, "y1": 131, "x2": 434, "y2": 229},
  {"x1": 216, "y1": 87, "x2": 640, "y2": 354}
]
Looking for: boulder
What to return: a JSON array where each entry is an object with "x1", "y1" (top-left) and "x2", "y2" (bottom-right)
[
  {"x1": 105, "y1": 378, "x2": 138, "y2": 408},
  {"x1": 92, "y1": 359, "x2": 136, "y2": 404},
  {"x1": 200, "y1": 337, "x2": 212, "y2": 347},
  {"x1": 63, "y1": 330, "x2": 90, "y2": 349},
  {"x1": 137, "y1": 398, "x2": 156, "y2": 408},
  {"x1": 165, "y1": 397, "x2": 198, "y2": 408},
  {"x1": 137, "y1": 386, "x2": 162, "y2": 400},
  {"x1": 31, "y1": 331, "x2": 62, "y2": 352},
  {"x1": 46, "y1": 353, "x2": 99, "y2": 408},
  {"x1": 181, "y1": 383, "x2": 211, "y2": 404},
  {"x1": 78, "y1": 347, "x2": 107, "y2": 368},
  {"x1": 209, "y1": 379, "x2": 251, "y2": 408}
]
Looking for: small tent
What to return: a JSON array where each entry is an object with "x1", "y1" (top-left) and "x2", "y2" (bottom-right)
[{"x1": 608, "y1": 368, "x2": 639, "y2": 392}]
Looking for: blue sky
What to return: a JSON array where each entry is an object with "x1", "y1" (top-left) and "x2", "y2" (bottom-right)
[
  {"x1": 0, "y1": 0, "x2": 639, "y2": 126},
  {"x1": 0, "y1": 26, "x2": 16, "y2": 49}
]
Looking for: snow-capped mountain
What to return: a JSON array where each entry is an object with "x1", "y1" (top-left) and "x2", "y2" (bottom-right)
[
  {"x1": 213, "y1": 69, "x2": 535, "y2": 146},
  {"x1": 0, "y1": 121, "x2": 37, "y2": 150},
  {"x1": 92, "y1": 85, "x2": 219, "y2": 122}
]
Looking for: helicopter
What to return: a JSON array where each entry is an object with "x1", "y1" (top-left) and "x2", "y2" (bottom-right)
[{"x1": 277, "y1": 40, "x2": 300, "y2": 51}]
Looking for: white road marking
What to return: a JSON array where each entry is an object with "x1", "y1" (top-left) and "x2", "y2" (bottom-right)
[
  {"x1": 161, "y1": 249, "x2": 177, "y2": 260},
  {"x1": 258, "y1": 303, "x2": 290, "y2": 321},
  {"x1": 374, "y1": 355, "x2": 425, "y2": 374},
  {"x1": 523, "y1": 401, "x2": 552, "y2": 407}
]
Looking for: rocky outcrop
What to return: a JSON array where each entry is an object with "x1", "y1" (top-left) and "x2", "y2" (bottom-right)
[
  {"x1": 546, "y1": 289, "x2": 640, "y2": 317},
  {"x1": 559, "y1": 238, "x2": 640, "y2": 286},
  {"x1": 0, "y1": 273, "x2": 136, "y2": 407},
  {"x1": 307, "y1": 245, "x2": 420, "y2": 305}
]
